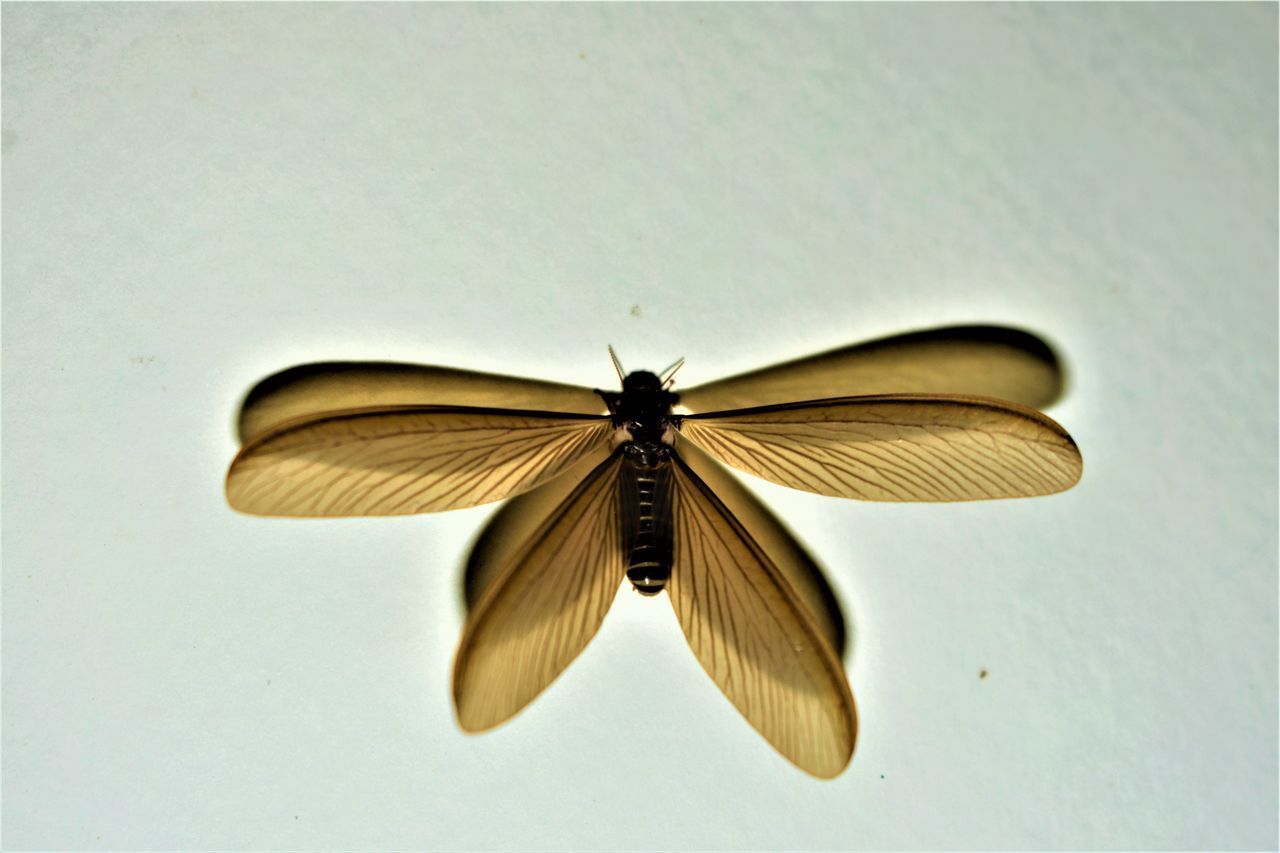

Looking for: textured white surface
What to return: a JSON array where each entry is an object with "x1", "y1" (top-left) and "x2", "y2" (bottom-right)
[{"x1": 3, "y1": 4, "x2": 1275, "y2": 849}]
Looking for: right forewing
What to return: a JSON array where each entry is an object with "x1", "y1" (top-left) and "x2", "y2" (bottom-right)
[
  {"x1": 668, "y1": 452, "x2": 857, "y2": 778},
  {"x1": 453, "y1": 450, "x2": 626, "y2": 732},
  {"x1": 226, "y1": 407, "x2": 611, "y2": 516},
  {"x1": 680, "y1": 395, "x2": 1081, "y2": 502}
]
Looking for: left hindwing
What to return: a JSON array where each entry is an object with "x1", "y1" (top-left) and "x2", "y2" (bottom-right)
[
  {"x1": 453, "y1": 449, "x2": 626, "y2": 732},
  {"x1": 237, "y1": 362, "x2": 606, "y2": 443},
  {"x1": 667, "y1": 449, "x2": 857, "y2": 779},
  {"x1": 679, "y1": 394, "x2": 1082, "y2": 502}
]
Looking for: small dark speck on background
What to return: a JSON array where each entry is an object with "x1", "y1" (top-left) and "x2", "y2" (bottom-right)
[
  {"x1": 880, "y1": 774, "x2": 884, "y2": 779},
  {"x1": 630, "y1": 304, "x2": 641, "y2": 317},
  {"x1": 979, "y1": 668, "x2": 988, "y2": 679}
]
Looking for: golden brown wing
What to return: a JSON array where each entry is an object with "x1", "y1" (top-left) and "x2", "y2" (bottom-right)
[
  {"x1": 453, "y1": 449, "x2": 625, "y2": 732},
  {"x1": 226, "y1": 407, "x2": 611, "y2": 517},
  {"x1": 675, "y1": 438, "x2": 846, "y2": 658},
  {"x1": 677, "y1": 326, "x2": 1063, "y2": 413},
  {"x1": 237, "y1": 362, "x2": 606, "y2": 443},
  {"x1": 680, "y1": 395, "x2": 1082, "y2": 502},
  {"x1": 668, "y1": 449, "x2": 857, "y2": 778},
  {"x1": 461, "y1": 446, "x2": 615, "y2": 614}
]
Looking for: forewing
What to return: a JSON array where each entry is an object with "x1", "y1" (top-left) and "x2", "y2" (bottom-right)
[
  {"x1": 678, "y1": 325, "x2": 1063, "y2": 413},
  {"x1": 238, "y1": 362, "x2": 606, "y2": 443},
  {"x1": 680, "y1": 395, "x2": 1081, "y2": 502},
  {"x1": 453, "y1": 450, "x2": 626, "y2": 731},
  {"x1": 226, "y1": 407, "x2": 611, "y2": 516},
  {"x1": 668, "y1": 451, "x2": 856, "y2": 778}
]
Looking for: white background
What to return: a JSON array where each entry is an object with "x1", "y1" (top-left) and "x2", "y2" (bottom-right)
[{"x1": 3, "y1": 4, "x2": 1275, "y2": 849}]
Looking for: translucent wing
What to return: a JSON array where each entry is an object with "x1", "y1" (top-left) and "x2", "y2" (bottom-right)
[
  {"x1": 453, "y1": 449, "x2": 625, "y2": 732},
  {"x1": 668, "y1": 447, "x2": 857, "y2": 778},
  {"x1": 237, "y1": 362, "x2": 606, "y2": 443},
  {"x1": 677, "y1": 326, "x2": 1063, "y2": 413},
  {"x1": 226, "y1": 407, "x2": 611, "y2": 517},
  {"x1": 680, "y1": 395, "x2": 1081, "y2": 502},
  {"x1": 462, "y1": 446, "x2": 613, "y2": 613},
  {"x1": 676, "y1": 438, "x2": 846, "y2": 658}
]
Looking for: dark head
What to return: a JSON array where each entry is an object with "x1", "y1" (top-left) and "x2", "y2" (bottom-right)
[
  {"x1": 596, "y1": 363, "x2": 680, "y2": 440},
  {"x1": 599, "y1": 374, "x2": 677, "y2": 438},
  {"x1": 620, "y1": 370, "x2": 663, "y2": 394}
]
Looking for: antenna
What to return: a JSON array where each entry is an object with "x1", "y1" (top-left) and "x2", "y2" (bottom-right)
[
  {"x1": 659, "y1": 356, "x2": 685, "y2": 389},
  {"x1": 607, "y1": 345, "x2": 626, "y2": 383}
]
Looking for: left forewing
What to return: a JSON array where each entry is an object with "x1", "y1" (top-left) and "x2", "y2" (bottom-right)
[{"x1": 226, "y1": 407, "x2": 610, "y2": 516}]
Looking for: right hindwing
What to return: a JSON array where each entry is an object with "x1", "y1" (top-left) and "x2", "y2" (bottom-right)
[
  {"x1": 676, "y1": 325, "x2": 1064, "y2": 412},
  {"x1": 667, "y1": 442, "x2": 857, "y2": 779}
]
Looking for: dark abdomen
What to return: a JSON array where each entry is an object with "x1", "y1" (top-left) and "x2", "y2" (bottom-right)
[{"x1": 620, "y1": 453, "x2": 673, "y2": 596}]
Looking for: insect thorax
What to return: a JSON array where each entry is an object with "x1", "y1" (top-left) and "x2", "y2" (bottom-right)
[{"x1": 596, "y1": 369, "x2": 679, "y2": 449}]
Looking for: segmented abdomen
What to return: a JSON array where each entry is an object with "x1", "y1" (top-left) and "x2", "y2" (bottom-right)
[{"x1": 620, "y1": 454, "x2": 673, "y2": 595}]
